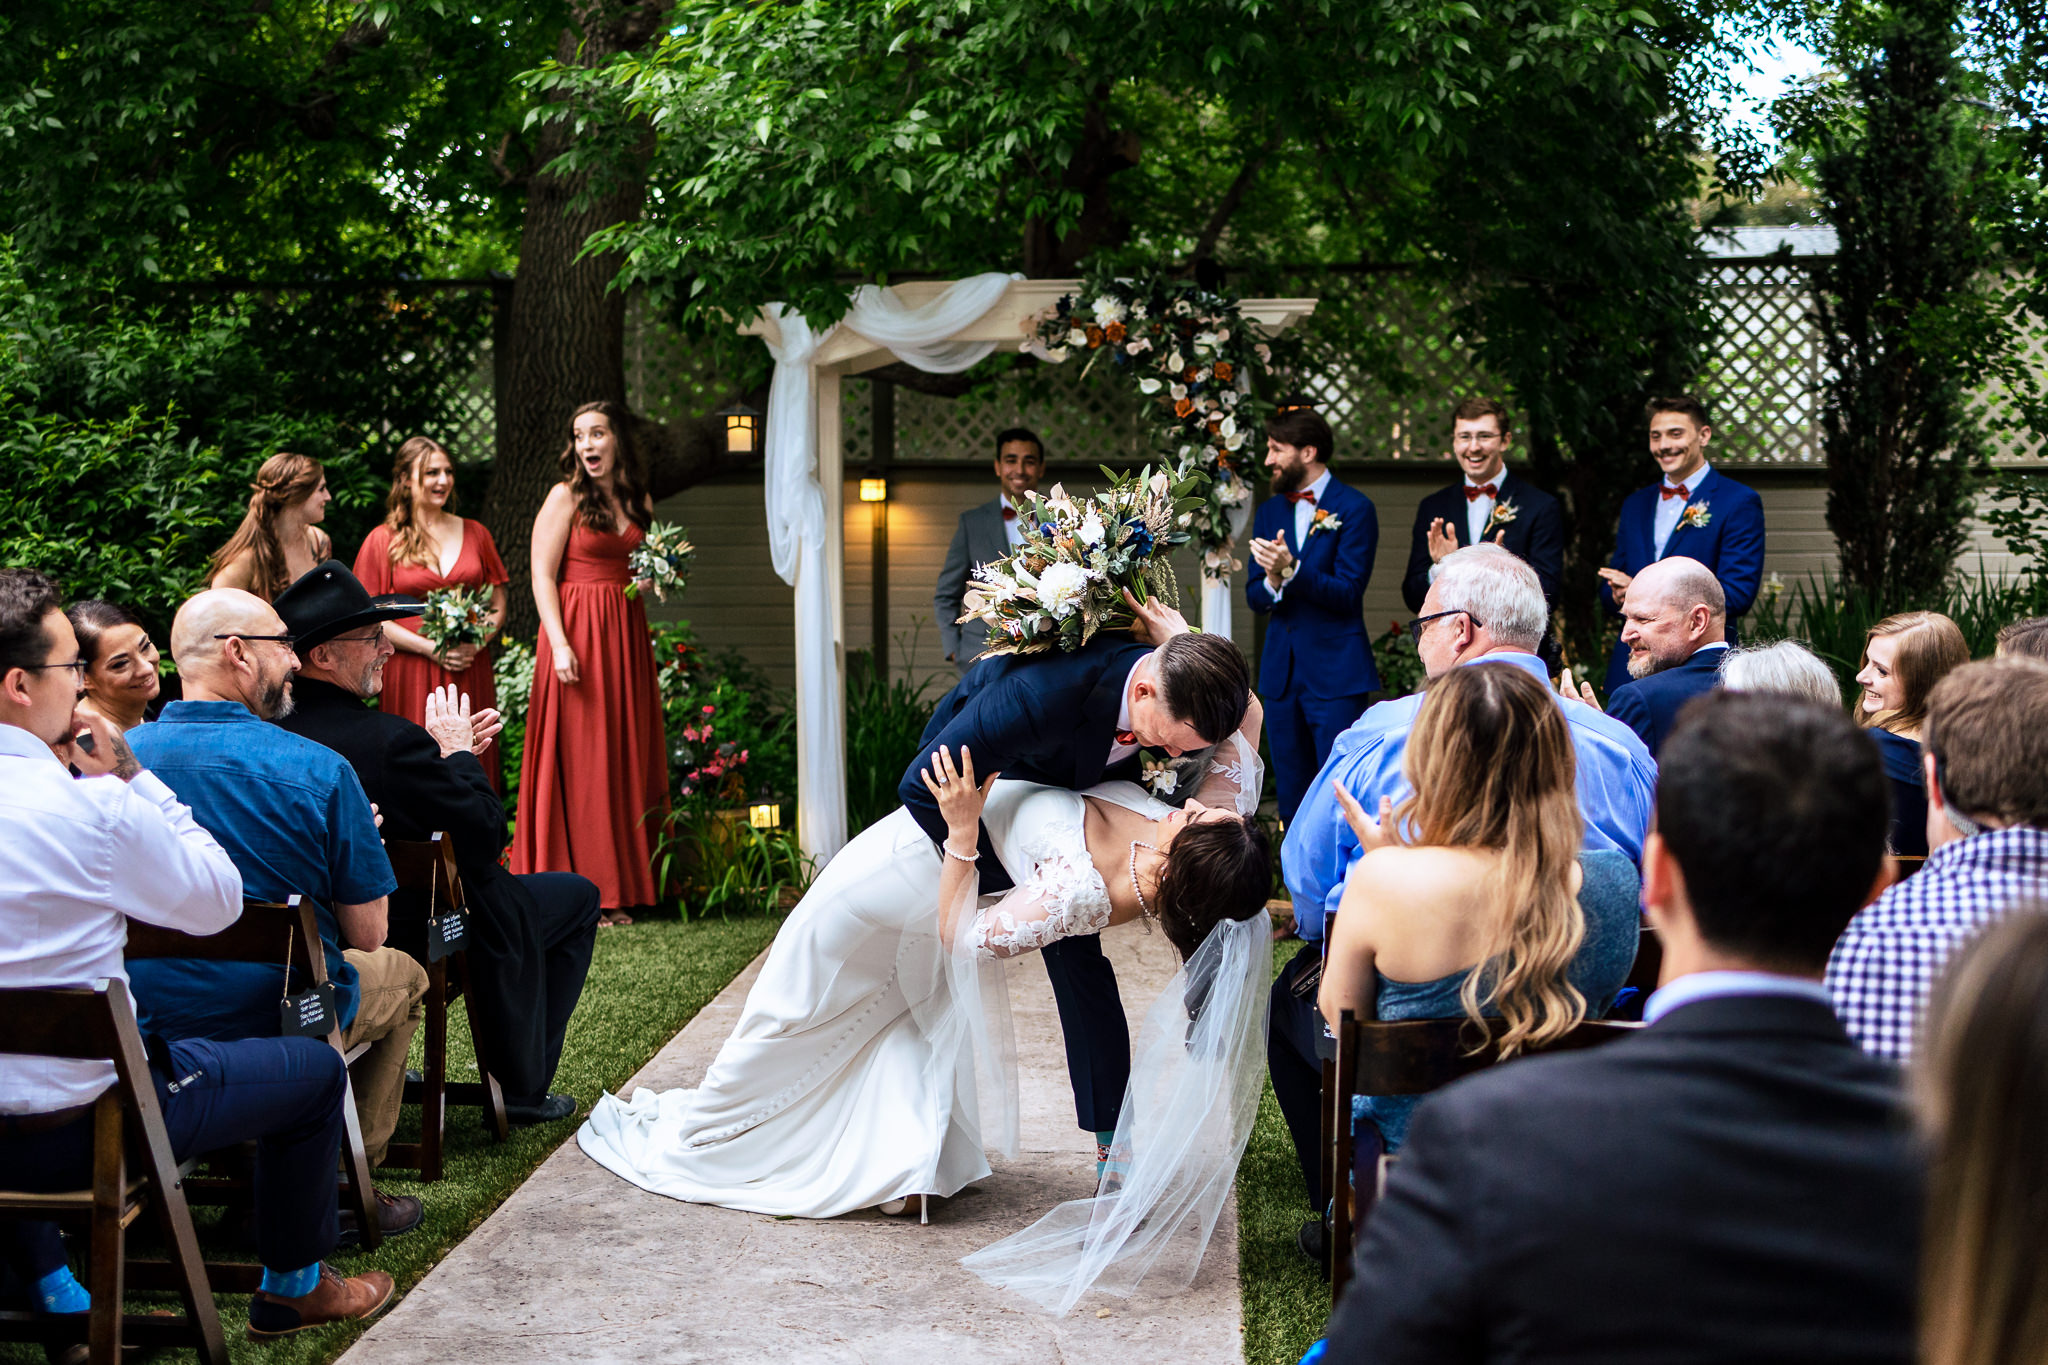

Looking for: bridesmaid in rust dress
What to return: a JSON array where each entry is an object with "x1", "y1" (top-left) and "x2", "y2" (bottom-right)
[
  {"x1": 355, "y1": 436, "x2": 512, "y2": 785},
  {"x1": 512, "y1": 401, "x2": 670, "y2": 925}
]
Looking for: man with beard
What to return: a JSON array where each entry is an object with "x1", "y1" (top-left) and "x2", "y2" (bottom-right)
[
  {"x1": 1246, "y1": 407, "x2": 1379, "y2": 824},
  {"x1": 127, "y1": 588, "x2": 428, "y2": 1241},
  {"x1": 275, "y1": 563, "x2": 600, "y2": 1127},
  {"x1": 1567, "y1": 556, "x2": 1729, "y2": 758}
]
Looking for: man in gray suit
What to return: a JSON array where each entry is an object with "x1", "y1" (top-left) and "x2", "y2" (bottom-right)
[{"x1": 936, "y1": 426, "x2": 1046, "y2": 673}]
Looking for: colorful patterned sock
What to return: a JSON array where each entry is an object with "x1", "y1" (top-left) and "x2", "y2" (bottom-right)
[
  {"x1": 258, "y1": 1262, "x2": 322, "y2": 1299},
  {"x1": 37, "y1": 1266, "x2": 89, "y2": 1315},
  {"x1": 1094, "y1": 1129, "x2": 1117, "y2": 1180}
]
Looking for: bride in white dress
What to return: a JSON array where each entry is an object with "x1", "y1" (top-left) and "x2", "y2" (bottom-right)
[{"x1": 579, "y1": 715, "x2": 1271, "y2": 1315}]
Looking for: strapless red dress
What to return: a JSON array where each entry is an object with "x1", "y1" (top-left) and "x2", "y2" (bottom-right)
[{"x1": 511, "y1": 523, "x2": 670, "y2": 909}]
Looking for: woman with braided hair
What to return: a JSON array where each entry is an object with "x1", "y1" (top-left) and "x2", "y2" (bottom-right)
[{"x1": 209, "y1": 452, "x2": 334, "y2": 600}]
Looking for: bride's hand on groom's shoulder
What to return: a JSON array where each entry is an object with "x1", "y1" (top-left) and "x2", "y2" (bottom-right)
[{"x1": 921, "y1": 745, "x2": 999, "y2": 842}]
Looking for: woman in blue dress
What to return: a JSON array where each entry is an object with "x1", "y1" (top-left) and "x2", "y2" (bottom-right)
[{"x1": 1317, "y1": 661, "x2": 1640, "y2": 1152}]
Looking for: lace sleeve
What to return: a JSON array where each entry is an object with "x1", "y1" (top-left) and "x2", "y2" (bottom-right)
[
  {"x1": 969, "y1": 814, "x2": 1113, "y2": 959},
  {"x1": 1189, "y1": 731, "x2": 1265, "y2": 818}
]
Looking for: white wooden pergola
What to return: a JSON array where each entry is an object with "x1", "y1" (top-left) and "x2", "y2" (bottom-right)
[{"x1": 741, "y1": 274, "x2": 1316, "y2": 864}]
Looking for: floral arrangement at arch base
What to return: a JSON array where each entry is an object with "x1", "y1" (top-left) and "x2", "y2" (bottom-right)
[
  {"x1": 960, "y1": 466, "x2": 1201, "y2": 657},
  {"x1": 1025, "y1": 268, "x2": 1305, "y2": 583}
]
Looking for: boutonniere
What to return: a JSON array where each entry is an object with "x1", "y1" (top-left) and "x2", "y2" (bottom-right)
[
  {"x1": 1482, "y1": 499, "x2": 1519, "y2": 538},
  {"x1": 1678, "y1": 500, "x2": 1712, "y2": 530},
  {"x1": 1138, "y1": 749, "x2": 1180, "y2": 797},
  {"x1": 1304, "y1": 506, "x2": 1344, "y2": 541}
]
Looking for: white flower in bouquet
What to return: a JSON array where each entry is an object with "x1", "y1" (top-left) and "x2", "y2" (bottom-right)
[
  {"x1": 420, "y1": 586, "x2": 495, "y2": 654},
  {"x1": 1168, "y1": 349, "x2": 1187, "y2": 371},
  {"x1": 1169, "y1": 382, "x2": 1188, "y2": 401},
  {"x1": 1139, "y1": 376, "x2": 1163, "y2": 395},
  {"x1": 1077, "y1": 508, "x2": 1108, "y2": 547},
  {"x1": 626, "y1": 521, "x2": 696, "y2": 602},
  {"x1": 1067, "y1": 327, "x2": 1089, "y2": 348},
  {"x1": 1037, "y1": 561, "x2": 1092, "y2": 619},
  {"x1": 1092, "y1": 296, "x2": 1126, "y2": 326}
]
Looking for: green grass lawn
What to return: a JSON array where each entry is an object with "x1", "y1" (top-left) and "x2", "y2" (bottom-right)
[
  {"x1": 3, "y1": 911, "x2": 781, "y2": 1365},
  {"x1": 1237, "y1": 942, "x2": 1330, "y2": 1365}
]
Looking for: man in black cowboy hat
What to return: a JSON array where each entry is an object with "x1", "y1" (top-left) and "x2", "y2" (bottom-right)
[{"x1": 274, "y1": 562, "x2": 598, "y2": 1128}]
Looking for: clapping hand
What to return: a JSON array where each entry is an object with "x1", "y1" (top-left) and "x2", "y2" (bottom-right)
[
  {"x1": 920, "y1": 745, "x2": 998, "y2": 851},
  {"x1": 1124, "y1": 588, "x2": 1191, "y2": 644},
  {"x1": 1248, "y1": 534, "x2": 1295, "y2": 588},
  {"x1": 1331, "y1": 782, "x2": 1396, "y2": 854},
  {"x1": 1426, "y1": 518, "x2": 1460, "y2": 563},
  {"x1": 424, "y1": 684, "x2": 502, "y2": 759},
  {"x1": 1597, "y1": 567, "x2": 1633, "y2": 609},
  {"x1": 1556, "y1": 666, "x2": 1601, "y2": 709}
]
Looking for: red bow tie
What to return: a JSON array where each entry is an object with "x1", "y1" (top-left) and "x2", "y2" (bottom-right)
[
  {"x1": 1114, "y1": 730, "x2": 1137, "y2": 747},
  {"x1": 1465, "y1": 483, "x2": 1498, "y2": 502},
  {"x1": 1001, "y1": 505, "x2": 1017, "y2": 521},
  {"x1": 1282, "y1": 490, "x2": 1317, "y2": 505},
  {"x1": 1660, "y1": 483, "x2": 1691, "y2": 501}
]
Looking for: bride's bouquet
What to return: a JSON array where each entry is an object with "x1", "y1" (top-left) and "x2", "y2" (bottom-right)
[
  {"x1": 418, "y1": 586, "x2": 495, "y2": 655},
  {"x1": 959, "y1": 466, "x2": 1203, "y2": 657},
  {"x1": 627, "y1": 522, "x2": 696, "y2": 602}
]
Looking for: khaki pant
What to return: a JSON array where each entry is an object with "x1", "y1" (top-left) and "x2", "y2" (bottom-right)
[{"x1": 341, "y1": 946, "x2": 429, "y2": 1167}]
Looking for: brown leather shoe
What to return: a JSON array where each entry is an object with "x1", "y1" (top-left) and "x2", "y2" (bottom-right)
[
  {"x1": 245, "y1": 1265, "x2": 394, "y2": 1338},
  {"x1": 337, "y1": 1188, "x2": 425, "y2": 1247}
]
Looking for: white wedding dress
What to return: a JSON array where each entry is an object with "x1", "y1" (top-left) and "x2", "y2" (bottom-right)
[{"x1": 579, "y1": 741, "x2": 1268, "y2": 1315}]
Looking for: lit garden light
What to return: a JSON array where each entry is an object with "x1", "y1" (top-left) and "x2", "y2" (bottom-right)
[
  {"x1": 715, "y1": 401, "x2": 762, "y2": 455},
  {"x1": 858, "y1": 472, "x2": 888, "y2": 503},
  {"x1": 747, "y1": 803, "x2": 781, "y2": 829}
]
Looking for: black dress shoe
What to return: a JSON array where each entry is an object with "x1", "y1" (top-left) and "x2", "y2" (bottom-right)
[
  {"x1": 337, "y1": 1188, "x2": 425, "y2": 1248},
  {"x1": 1297, "y1": 1215, "x2": 1329, "y2": 1265},
  {"x1": 504, "y1": 1093, "x2": 577, "y2": 1125}
]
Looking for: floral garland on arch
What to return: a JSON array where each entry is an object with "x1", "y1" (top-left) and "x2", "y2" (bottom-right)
[{"x1": 1023, "y1": 269, "x2": 1303, "y2": 583}]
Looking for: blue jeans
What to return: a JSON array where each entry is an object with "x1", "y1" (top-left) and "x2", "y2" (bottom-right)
[{"x1": 0, "y1": 1034, "x2": 347, "y2": 1281}]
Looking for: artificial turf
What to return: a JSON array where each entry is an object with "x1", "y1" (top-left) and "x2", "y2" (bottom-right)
[{"x1": 3, "y1": 911, "x2": 781, "y2": 1365}]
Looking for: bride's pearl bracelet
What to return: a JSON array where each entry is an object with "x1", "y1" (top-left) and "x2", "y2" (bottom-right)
[{"x1": 943, "y1": 842, "x2": 978, "y2": 863}]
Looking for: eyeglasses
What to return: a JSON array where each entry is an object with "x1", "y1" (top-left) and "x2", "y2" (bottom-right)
[
  {"x1": 326, "y1": 630, "x2": 386, "y2": 646},
  {"x1": 213, "y1": 632, "x2": 298, "y2": 648},
  {"x1": 1406, "y1": 609, "x2": 1482, "y2": 645},
  {"x1": 21, "y1": 659, "x2": 88, "y2": 678}
]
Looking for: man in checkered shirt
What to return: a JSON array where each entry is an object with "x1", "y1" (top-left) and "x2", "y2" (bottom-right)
[{"x1": 1827, "y1": 656, "x2": 2048, "y2": 1062}]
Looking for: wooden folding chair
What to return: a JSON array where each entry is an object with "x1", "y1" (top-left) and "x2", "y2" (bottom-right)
[
  {"x1": 0, "y1": 981, "x2": 227, "y2": 1365},
  {"x1": 1326, "y1": 1012, "x2": 1641, "y2": 1297},
  {"x1": 124, "y1": 896, "x2": 381, "y2": 1256},
  {"x1": 382, "y1": 833, "x2": 509, "y2": 1181}
]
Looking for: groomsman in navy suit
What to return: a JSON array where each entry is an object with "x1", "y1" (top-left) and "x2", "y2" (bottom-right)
[
  {"x1": 1401, "y1": 398, "x2": 1565, "y2": 643},
  {"x1": 1246, "y1": 407, "x2": 1378, "y2": 824},
  {"x1": 1599, "y1": 395, "x2": 1765, "y2": 693}
]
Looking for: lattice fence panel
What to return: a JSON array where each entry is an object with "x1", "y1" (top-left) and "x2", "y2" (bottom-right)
[
  {"x1": 842, "y1": 365, "x2": 1153, "y2": 469},
  {"x1": 1696, "y1": 262, "x2": 1827, "y2": 464}
]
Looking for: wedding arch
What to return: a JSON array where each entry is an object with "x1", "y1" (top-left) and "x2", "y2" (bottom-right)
[{"x1": 740, "y1": 273, "x2": 1317, "y2": 863}]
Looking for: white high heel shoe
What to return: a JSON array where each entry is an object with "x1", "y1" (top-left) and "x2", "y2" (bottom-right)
[{"x1": 877, "y1": 1194, "x2": 930, "y2": 1224}]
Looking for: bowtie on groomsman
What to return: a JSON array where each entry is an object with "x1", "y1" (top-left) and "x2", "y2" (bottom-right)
[
  {"x1": 1246, "y1": 407, "x2": 1380, "y2": 825},
  {"x1": 1597, "y1": 396, "x2": 1764, "y2": 694},
  {"x1": 1401, "y1": 400, "x2": 1566, "y2": 643},
  {"x1": 936, "y1": 427, "x2": 1046, "y2": 675}
]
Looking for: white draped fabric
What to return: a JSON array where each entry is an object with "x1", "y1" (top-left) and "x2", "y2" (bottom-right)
[{"x1": 759, "y1": 273, "x2": 1021, "y2": 863}]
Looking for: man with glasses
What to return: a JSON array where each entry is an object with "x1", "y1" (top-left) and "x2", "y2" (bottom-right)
[
  {"x1": 1264, "y1": 545, "x2": 1655, "y2": 1261},
  {"x1": 274, "y1": 563, "x2": 601, "y2": 1128},
  {"x1": 1400, "y1": 398, "x2": 1565, "y2": 663},
  {"x1": 127, "y1": 588, "x2": 430, "y2": 1243}
]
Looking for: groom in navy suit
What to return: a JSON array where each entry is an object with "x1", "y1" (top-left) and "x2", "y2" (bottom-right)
[
  {"x1": 1599, "y1": 395, "x2": 1765, "y2": 693},
  {"x1": 898, "y1": 620, "x2": 1252, "y2": 1162},
  {"x1": 1400, "y1": 397, "x2": 1565, "y2": 658},
  {"x1": 1246, "y1": 407, "x2": 1379, "y2": 824}
]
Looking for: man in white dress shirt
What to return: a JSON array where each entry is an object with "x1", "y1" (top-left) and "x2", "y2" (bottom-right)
[{"x1": 0, "y1": 570, "x2": 392, "y2": 1341}]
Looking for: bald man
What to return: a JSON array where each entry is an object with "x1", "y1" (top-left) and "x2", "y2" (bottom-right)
[
  {"x1": 129, "y1": 589, "x2": 430, "y2": 1241},
  {"x1": 1565, "y1": 556, "x2": 1729, "y2": 758}
]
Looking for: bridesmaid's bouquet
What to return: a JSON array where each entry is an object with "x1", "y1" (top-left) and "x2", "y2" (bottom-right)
[
  {"x1": 959, "y1": 466, "x2": 1202, "y2": 658},
  {"x1": 419, "y1": 586, "x2": 496, "y2": 655},
  {"x1": 627, "y1": 522, "x2": 696, "y2": 602}
]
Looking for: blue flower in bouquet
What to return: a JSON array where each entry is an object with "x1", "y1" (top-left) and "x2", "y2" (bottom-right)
[{"x1": 1123, "y1": 519, "x2": 1156, "y2": 558}]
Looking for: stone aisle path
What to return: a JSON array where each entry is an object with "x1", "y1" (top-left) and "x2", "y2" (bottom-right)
[{"x1": 341, "y1": 919, "x2": 1242, "y2": 1364}]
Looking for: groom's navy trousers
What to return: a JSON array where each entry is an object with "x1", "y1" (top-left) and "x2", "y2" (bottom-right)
[{"x1": 901, "y1": 635, "x2": 1155, "y2": 1133}]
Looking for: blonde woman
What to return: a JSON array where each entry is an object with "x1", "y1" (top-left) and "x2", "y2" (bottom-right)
[
  {"x1": 1856, "y1": 611, "x2": 1969, "y2": 857},
  {"x1": 1916, "y1": 908, "x2": 2048, "y2": 1365},
  {"x1": 1319, "y1": 662, "x2": 1639, "y2": 1151},
  {"x1": 510, "y1": 401, "x2": 668, "y2": 924},
  {"x1": 353, "y1": 436, "x2": 510, "y2": 784},
  {"x1": 209, "y1": 452, "x2": 333, "y2": 599}
]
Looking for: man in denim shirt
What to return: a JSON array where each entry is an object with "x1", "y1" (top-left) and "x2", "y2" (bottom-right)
[{"x1": 129, "y1": 588, "x2": 427, "y2": 1239}]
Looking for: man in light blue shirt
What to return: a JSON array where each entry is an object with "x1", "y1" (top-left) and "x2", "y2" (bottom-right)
[{"x1": 1269, "y1": 545, "x2": 1655, "y2": 1245}]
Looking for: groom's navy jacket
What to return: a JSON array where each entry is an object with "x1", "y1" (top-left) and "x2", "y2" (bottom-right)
[{"x1": 901, "y1": 633, "x2": 1150, "y2": 895}]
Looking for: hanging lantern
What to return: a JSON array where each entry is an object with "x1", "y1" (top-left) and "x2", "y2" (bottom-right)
[{"x1": 715, "y1": 402, "x2": 763, "y2": 455}]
